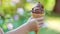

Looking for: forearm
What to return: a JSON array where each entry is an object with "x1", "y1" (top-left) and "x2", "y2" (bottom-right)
[
  {"x1": 5, "y1": 20, "x2": 38, "y2": 34},
  {"x1": 6, "y1": 22, "x2": 30, "y2": 34}
]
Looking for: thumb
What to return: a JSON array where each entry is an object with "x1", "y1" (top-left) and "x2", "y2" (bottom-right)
[{"x1": 27, "y1": 17, "x2": 36, "y2": 23}]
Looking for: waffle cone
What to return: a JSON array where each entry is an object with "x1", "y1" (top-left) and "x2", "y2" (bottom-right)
[{"x1": 32, "y1": 13, "x2": 44, "y2": 18}]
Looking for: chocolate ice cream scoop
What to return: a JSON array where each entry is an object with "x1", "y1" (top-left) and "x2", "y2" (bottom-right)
[
  {"x1": 32, "y1": 2, "x2": 44, "y2": 14},
  {"x1": 31, "y1": 2, "x2": 44, "y2": 18}
]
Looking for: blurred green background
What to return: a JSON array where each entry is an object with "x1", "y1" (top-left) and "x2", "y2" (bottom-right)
[{"x1": 0, "y1": 0, "x2": 60, "y2": 34}]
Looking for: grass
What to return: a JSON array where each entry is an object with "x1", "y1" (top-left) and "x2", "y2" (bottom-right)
[{"x1": 29, "y1": 28, "x2": 60, "y2": 34}]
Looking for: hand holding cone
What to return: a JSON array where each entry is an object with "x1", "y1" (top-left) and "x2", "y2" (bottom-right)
[{"x1": 31, "y1": 2, "x2": 44, "y2": 34}]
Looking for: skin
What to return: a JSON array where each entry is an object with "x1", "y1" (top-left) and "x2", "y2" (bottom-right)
[{"x1": 0, "y1": 17, "x2": 44, "y2": 34}]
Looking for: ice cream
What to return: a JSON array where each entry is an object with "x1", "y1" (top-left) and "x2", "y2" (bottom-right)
[{"x1": 31, "y1": 2, "x2": 44, "y2": 18}]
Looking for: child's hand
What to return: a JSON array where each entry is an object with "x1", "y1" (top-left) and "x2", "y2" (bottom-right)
[
  {"x1": 26, "y1": 16, "x2": 44, "y2": 34},
  {"x1": 27, "y1": 16, "x2": 44, "y2": 31}
]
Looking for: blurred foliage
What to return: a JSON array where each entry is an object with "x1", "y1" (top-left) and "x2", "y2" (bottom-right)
[
  {"x1": 29, "y1": 28, "x2": 60, "y2": 34},
  {"x1": 0, "y1": 0, "x2": 56, "y2": 17}
]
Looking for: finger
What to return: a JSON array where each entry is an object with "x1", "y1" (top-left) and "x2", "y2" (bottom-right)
[
  {"x1": 39, "y1": 20, "x2": 44, "y2": 24},
  {"x1": 37, "y1": 21, "x2": 43, "y2": 25},
  {"x1": 36, "y1": 20, "x2": 44, "y2": 28}
]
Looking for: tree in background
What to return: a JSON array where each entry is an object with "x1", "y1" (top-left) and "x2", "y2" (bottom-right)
[{"x1": 54, "y1": 0, "x2": 60, "y2": 14}]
